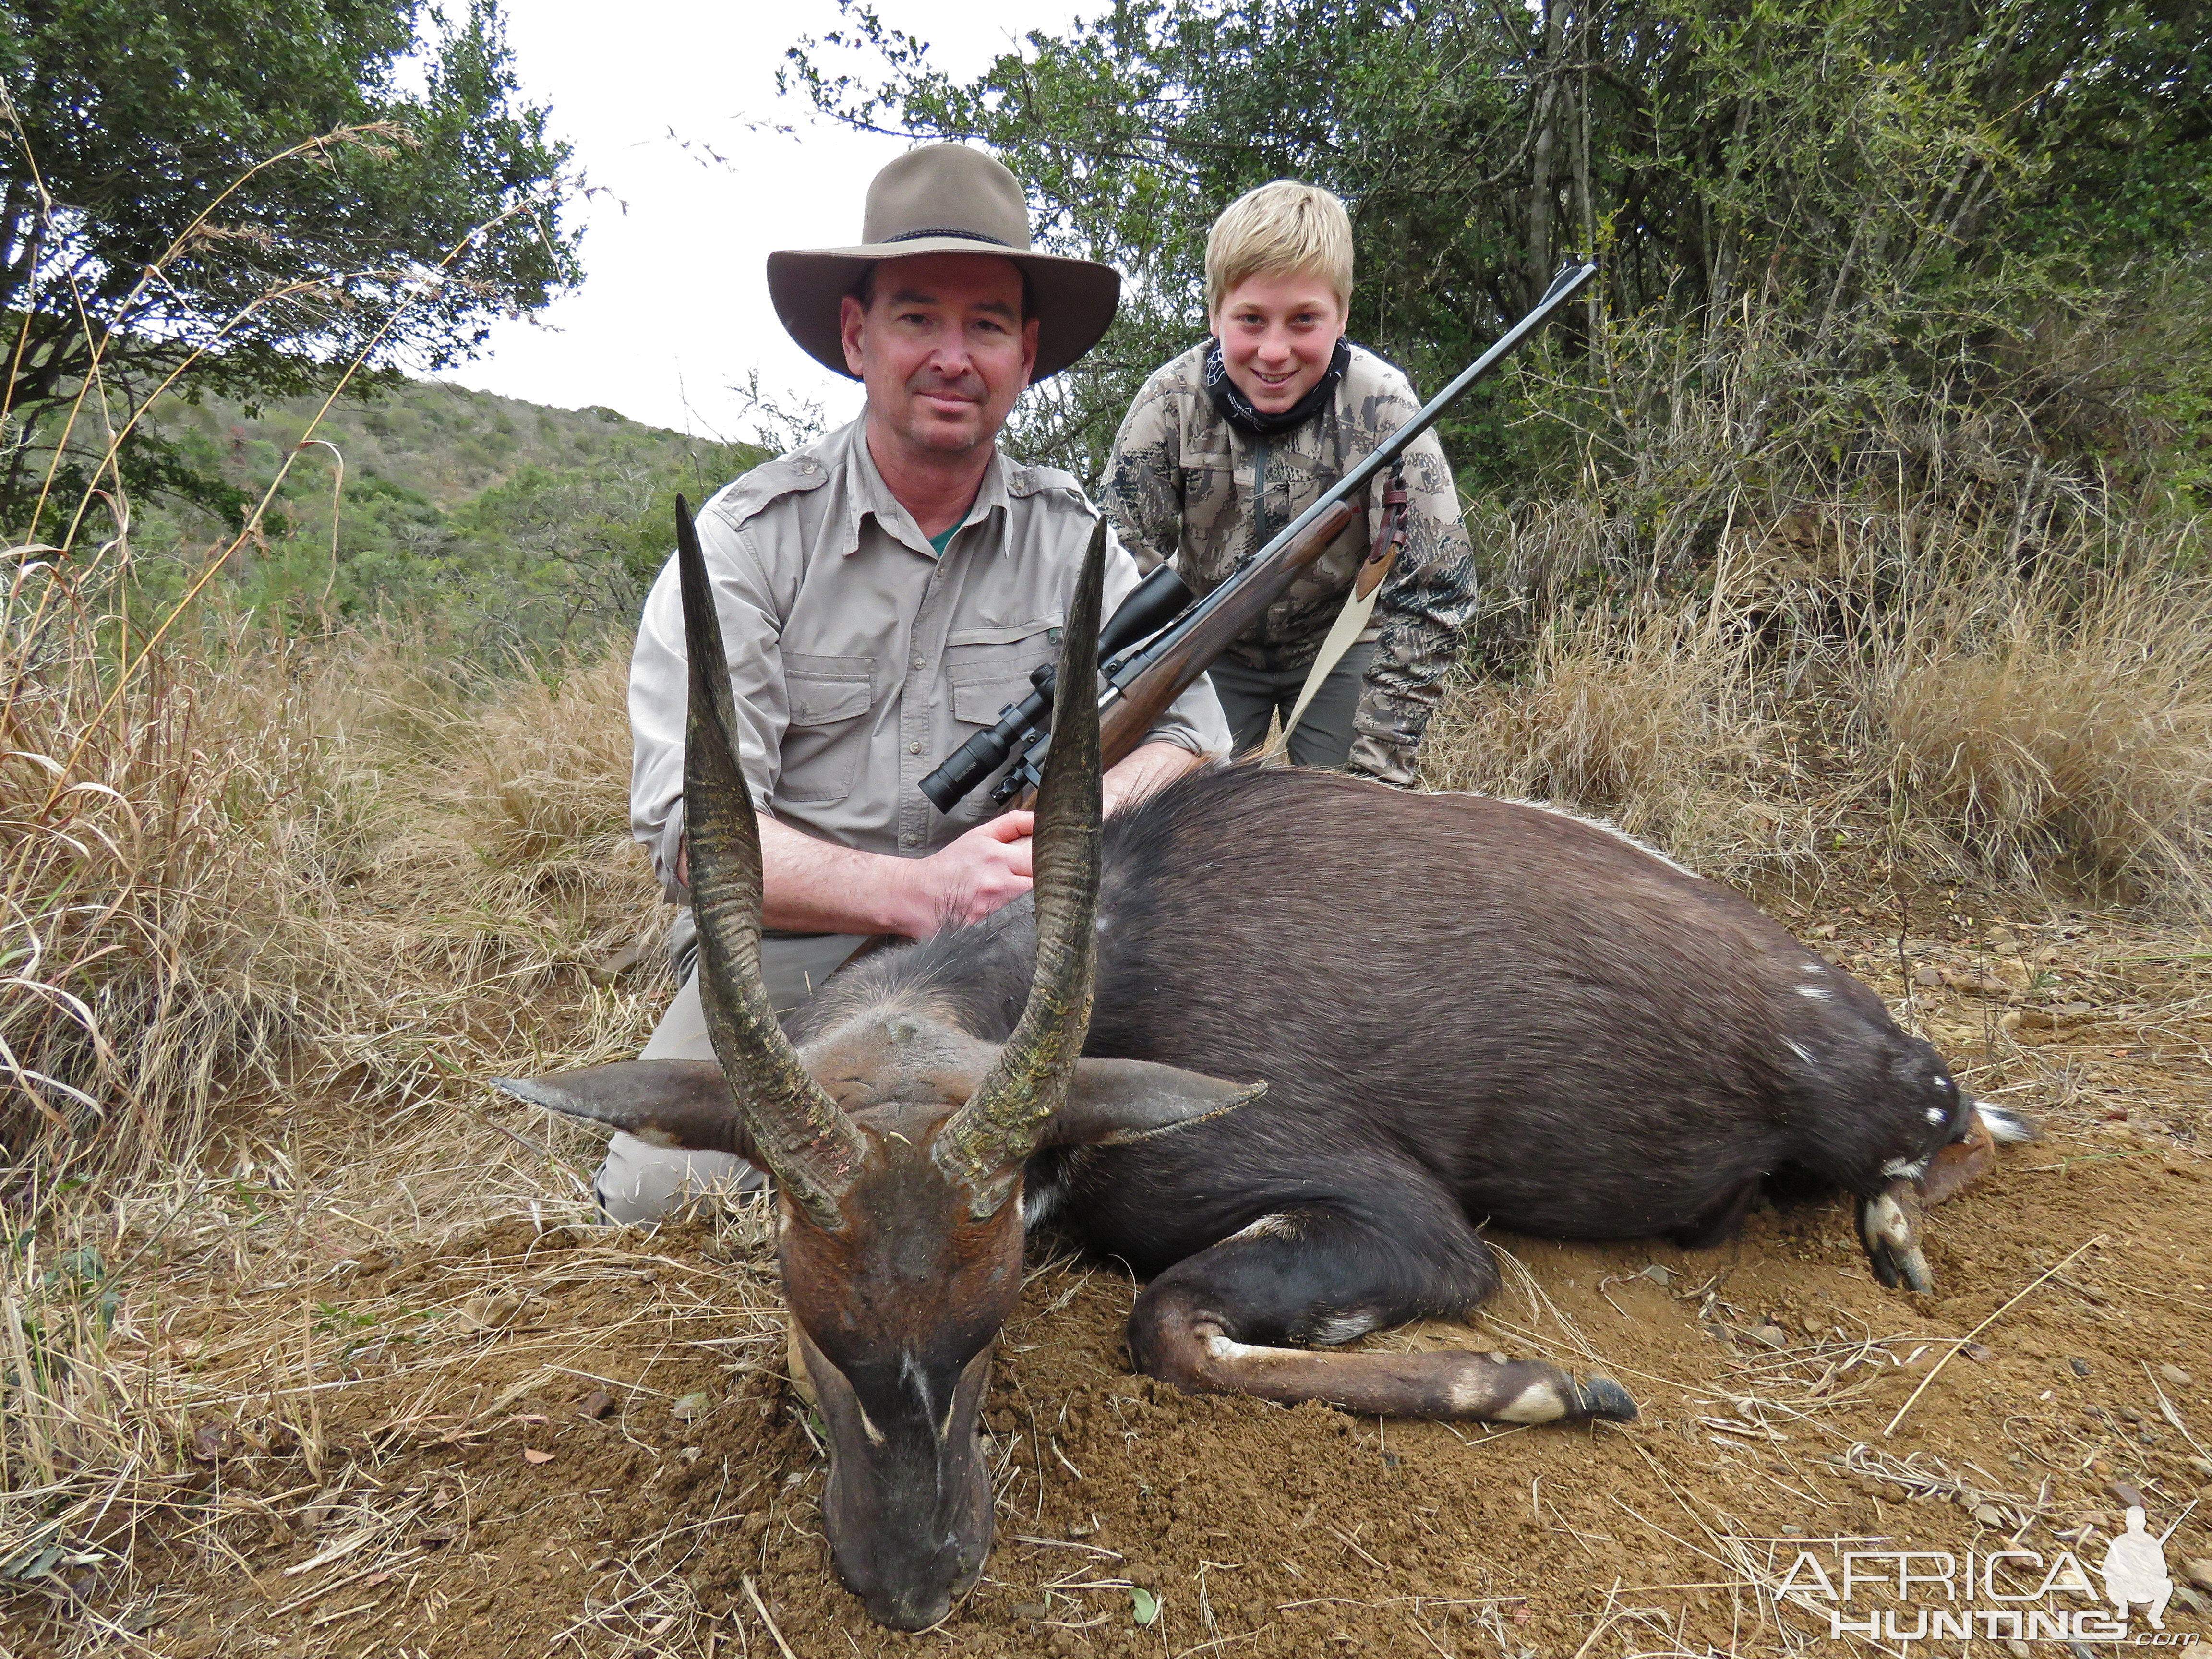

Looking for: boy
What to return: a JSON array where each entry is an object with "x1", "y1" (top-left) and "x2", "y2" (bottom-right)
[{"x1": 1103, "y1": 181, "x2": 1476, "y2": 784}]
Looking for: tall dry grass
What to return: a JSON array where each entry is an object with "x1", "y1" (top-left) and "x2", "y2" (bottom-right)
[
  {"x1": 0, "y1": 122, "x2": 653, "y2": 1616},
  {"x1": 1427, "y1": 505, "x2": 2212, "y2": 904},
  {"x1": 0, "y1": 617, "x2": 665, "y2": 1616},
  {"x1": 1426, "y1": 307, "x2": 2212, "y2": 908}
]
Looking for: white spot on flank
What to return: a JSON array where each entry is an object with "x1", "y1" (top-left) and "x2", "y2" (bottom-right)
[
  {"x1": 1782, "y1": 1039, "x2": 1816, "y2": 1067},
  {"x1": 1925, "y1": 1106, "x2": 1947, "y2": 1124},
  {"x1": 855, "y1": 1402, "x2": 886, "y2": 1445},
  {"x1": 1796, "y1": 985, "x2": 1829, "y2": 1000},
  {"x1": 1883, "y1": 1156, "x2": 1930, "y2": 1180},
  {"x1": 1799, "y1": 962, "x2": 1824, "y2": 974},
  {"x1": 1228, "y1": 1212, "x2": 1297, "y2": 1243}
]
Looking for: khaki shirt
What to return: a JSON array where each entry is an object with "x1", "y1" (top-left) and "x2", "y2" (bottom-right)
[
  {"x1": 630, "y1": 417, "x2": 1230, "y2": 897},
  {"x1": 1102, "y1": 343, "x2": 1476, "y2": 785}
]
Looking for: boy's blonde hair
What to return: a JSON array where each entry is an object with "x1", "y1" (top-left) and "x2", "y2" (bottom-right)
[{"x1": 1204, "y1": 180, "x2": 1354, "y2": 317}]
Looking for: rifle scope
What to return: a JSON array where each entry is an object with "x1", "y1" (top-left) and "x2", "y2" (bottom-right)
[{"x1": 919, "y1": 560, "x2": 1192, "y2": 814}]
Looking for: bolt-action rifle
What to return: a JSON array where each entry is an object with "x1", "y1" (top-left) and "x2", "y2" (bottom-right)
[{"x1": 919, "y1": 259, "x2": 1600, "y2": 815}]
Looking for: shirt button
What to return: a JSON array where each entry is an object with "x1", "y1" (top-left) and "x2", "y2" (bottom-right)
[
  {"x1": 908, "y1": 741, "x2": 922, "y2": 754},
  {"x1": 911, "y1": 656, "x2": 925, "y2": 671}
]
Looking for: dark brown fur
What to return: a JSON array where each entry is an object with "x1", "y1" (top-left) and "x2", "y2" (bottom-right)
[{"x1": 808, "y1": 765, "x2": 1973, "y2": 1285}]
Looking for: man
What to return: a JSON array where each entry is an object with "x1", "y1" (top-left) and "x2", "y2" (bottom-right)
[
  {"x1": 1104, "y1": 180, "x2": 1476, "y2": 784},
  {"x1": 602, "y1": 145, "x2": 1230, "y2": 1222}
]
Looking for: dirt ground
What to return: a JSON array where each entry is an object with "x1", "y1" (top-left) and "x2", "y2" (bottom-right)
[{"x1": 7, "y1": 907, "x2": 2212, "y2": 1659}]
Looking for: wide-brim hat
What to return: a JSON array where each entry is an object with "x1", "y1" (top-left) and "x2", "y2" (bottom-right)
[{"x1": 767, "y1": 144, "x2": 1121, "y2": 383}]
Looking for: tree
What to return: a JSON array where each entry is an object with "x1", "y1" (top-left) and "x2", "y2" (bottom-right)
[
  {"x1": 785, "y1": 0, "x2": 2211, "y2": 490},
  {"x1": 0, "y1": 0, "x2": 580, "y2": 532}
]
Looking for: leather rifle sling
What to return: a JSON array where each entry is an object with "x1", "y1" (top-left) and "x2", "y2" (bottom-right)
[{"x1": 1281, "y1": 465, "x2": 1407, "y2": 741}]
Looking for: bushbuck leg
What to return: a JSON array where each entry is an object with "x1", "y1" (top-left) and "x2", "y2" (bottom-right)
[
  {"x1": 1663, "y1": 1177, "x2": 1761, "y2": 1250},
  {"x1": 1916, "y1": 1111, "x2": 1996, "y2": 1208},
  {"x1": 1917, "y1": 1101, "x2": 2035, "y2": 1207},
  {"x1": 1857, "y1": 1179, "x2": 1933, "y2": 1292},
  {"x1": 1126, "y1": 1185, "x2": 1635, "y2": 1424},
  {"x1": 1860, "y1": 1102, "x2": 2032, "y2": 1287}
]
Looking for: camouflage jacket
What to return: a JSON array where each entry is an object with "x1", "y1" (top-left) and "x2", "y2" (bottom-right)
[{"x1": 1102, "y1": 342, "x2": 1477, "y2": 786}]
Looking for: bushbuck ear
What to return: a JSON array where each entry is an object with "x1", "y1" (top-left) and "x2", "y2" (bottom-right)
[
  {"x1": 1045, "y1": 1059, "x2": 1264, "y2": 1148},
  {"x1": 491, "y1": 1061, "x2": 743, "y2": 1154}
]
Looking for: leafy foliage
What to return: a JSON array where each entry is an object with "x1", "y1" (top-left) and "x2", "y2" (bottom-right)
[
  {"x1": 0, "y1": 0, "x2": 581, "y2": 530},
  {"x1": 786, "y1": 0, "x2": 2211, "y2": 492}
]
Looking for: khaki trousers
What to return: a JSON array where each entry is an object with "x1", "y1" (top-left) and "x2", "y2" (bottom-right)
[
  {"x1": 1207, "y1": 639, "x2": 1379, "y2": 769},
  {"x1": 592, "y1": 930, "x2": 867, "y2": 1223}
]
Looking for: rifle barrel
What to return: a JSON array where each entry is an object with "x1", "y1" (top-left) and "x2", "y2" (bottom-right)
[
  {"x1": 1250, "y1": 261, "x2": 1598, "y2": 562},
  {"x1": 1145, "y1": 261, "x2": 1598, "y2": 651}
]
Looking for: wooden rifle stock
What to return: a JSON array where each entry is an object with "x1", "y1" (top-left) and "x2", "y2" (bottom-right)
[{"x1": 1094, "y1": 498, "x2": 1357, "y2": 775}]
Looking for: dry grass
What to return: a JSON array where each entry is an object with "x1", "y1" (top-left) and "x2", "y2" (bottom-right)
[
  {"x1": 1427, "y1": 499, "x2": 2212, "y2": 907},
  {"x1": 0, "y1": 581, "x2": 338, "y2": 1164},
  {"x1": 0, "y1": 613, "x2": 673, "y2": 1621},
  {"x1": 1432, "y1": 301, "x2": 2212, "y2": 909}
]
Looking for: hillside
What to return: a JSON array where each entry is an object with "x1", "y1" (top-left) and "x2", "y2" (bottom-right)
[{"x1": 135, "y1": 379, "x2": 770, "y2": 658}]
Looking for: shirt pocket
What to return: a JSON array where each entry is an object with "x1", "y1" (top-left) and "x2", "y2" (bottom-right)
[
  {"x1": 946, "y1": 620, "x2": 1059, "y2": 728},
  {"x1": 777, "y1": 652, "x2": 876, "y2": 803}
]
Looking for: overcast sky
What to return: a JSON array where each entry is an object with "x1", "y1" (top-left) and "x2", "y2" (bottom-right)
[{"x1": 431, "y1": 0, "x2": 1088, "y2": 440}]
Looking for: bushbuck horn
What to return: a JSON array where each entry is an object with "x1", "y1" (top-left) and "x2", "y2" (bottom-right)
[
  {"x1": 931, "y1": 517, "x2": 1107, "y2": 1214},
  {"x1": 675, "y1": 493, "x2": 866, "y2": 1228}
]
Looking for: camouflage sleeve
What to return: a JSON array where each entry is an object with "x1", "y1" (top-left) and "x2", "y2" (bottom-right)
[
  {"x1": 1346, "y1": 425, "x2": 1477, "y2": 787},
  {"x1": 1099, "y1": 370, "x2": 1184, "y2": 576}
]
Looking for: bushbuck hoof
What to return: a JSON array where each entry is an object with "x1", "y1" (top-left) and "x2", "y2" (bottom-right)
[
  {"x1": 1859, "y1": 1183, "x2": 1934, "y2": 1292},
  {"x1": 1573, "y1": 1373, "x2": 1638, "y2": 1423}
]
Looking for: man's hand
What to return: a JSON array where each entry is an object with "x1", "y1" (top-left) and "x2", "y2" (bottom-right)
[
  {"x1": 890, "y1": 812, "x2": 1034, "y2": 937},
  {"x1": 681, "y1": 742, "x2": 1207, "y2": 942},
  {"x1": 697, "y1": 812, "x2": 1037, "y2": 939},
  {"x1": 1101, "y1": 740, "x2": 1206, "y2": 815}
]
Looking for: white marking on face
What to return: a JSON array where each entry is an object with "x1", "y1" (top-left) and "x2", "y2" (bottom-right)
[
  {"x1": 901, "y1": 1351, "x2": 935, "y2": 1423},
  {"x1": 1977, "y1": 1102, "x2": 2034, "y2": 1142}
]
